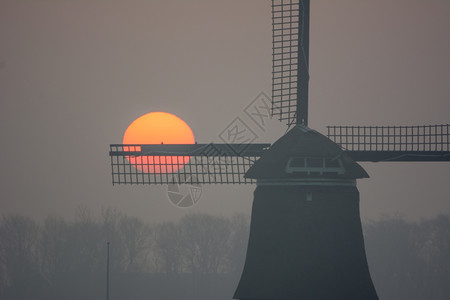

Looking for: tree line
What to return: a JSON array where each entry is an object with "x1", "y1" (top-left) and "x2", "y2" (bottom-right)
[
  {"x1": 364, "y1": 214, "x2": 450, "y2": 300},
  {"x1": 0, "y1": 208, "x2": 249, "y2": 299},
  {"x1": 0, "y1": 208, "x2": 448, "y2": 299}
]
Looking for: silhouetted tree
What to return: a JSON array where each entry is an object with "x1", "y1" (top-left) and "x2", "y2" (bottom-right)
[
  {"x1": 364, "y1": 214, "x2": 450, "y2": 300},
  {"x1": 179, "y1": 213, "x2": 232, "y2": 274},
  {"x1": 40, "y1": 215, "x2": 70, "y2": 283},
  {"x1": 364, "y1": 215, "x2": 415, "y2": 298},
  {"x1": 118, "y1": 215, "x2": 153, "y2": 272},
  {"x1": 0, "y1": 209, "x2": 448, "y2": 300},
  {"x1": 101, "y1": 207, "x2": 126, "y2": 272},
  {"x1": 153, "y1": 221, "x2": 183, "y2": 274},
  {"x1": 227, "y1": 213, "x2": 250, "y2": 274},
  {"x1": 415, "y1": 215, "x2": 450, "y2": 299},
  {"x1": 0, "y1": 215, "x2": 45, "y2": 299}
]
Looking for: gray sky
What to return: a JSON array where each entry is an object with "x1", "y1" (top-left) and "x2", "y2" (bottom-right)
[{"x1": 0, "y1": 0, "x2": 449, "y2": 223}]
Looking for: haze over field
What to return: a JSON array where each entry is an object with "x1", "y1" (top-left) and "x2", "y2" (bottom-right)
[{"x1": 0, "y1": 0, "x2": 449, "y2": 223}]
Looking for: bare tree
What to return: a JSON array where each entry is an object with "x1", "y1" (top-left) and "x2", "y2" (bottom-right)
[
  {"x1": 179, "y1": 213, "x2": 232, "y2": 274},
  {"x1": 415, "y1": 215, "x2": 450, "y2": 299},
  {"x1": 0, "y1": 215, "x2": 43, "y2": 298},
  {"x1": 100, "y1": 207, "x2": 126, "y2": 272},
  {"x1": 118, "y1": 216, "x2": 153, "y2": 272},
  {"x1": 153, "y1": 221, "x2": 183, "y2": 274},
  {"x1": 364, "y1": 214, "x2": 450, "y2": 300},
  {"x1": 227, "y1": 213, "x2": 250, "y2": 274},
  {"x1": 40, "y1": 215, "x2": 70, "y2": 283}
]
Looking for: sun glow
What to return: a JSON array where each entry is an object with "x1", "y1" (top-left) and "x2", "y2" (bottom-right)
[{"x1": 122, "y1": 112, "x2": 195, "y2": 173}]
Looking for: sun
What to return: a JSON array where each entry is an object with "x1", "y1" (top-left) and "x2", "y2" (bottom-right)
[{"x1": 122, "y1": 112, "x2": 195, "y2": 173}]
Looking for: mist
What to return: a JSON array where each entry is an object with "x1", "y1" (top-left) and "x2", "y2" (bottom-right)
[
  {"x1": 1, "y1": 210, "x2": 448, "y2": 299},
  {"x1": 0, "y1": 0, "x2": 449, "y2": 298}
]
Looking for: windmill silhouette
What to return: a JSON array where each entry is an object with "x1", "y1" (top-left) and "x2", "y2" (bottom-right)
[{"x1": 109, "y1": 0, "x2": 449, "y2": 298}]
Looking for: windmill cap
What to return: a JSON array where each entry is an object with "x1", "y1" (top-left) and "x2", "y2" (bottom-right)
[{"x1": 245, "y1": 125, "x2": 369, "y2": 179}]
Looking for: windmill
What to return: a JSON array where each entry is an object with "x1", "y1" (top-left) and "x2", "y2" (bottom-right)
[{"x1": 109, "y1": 0, "x2": 449, "y2": 299}]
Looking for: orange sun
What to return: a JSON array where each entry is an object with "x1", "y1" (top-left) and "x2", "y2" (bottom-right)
[{"x1": 122, "y1": 112, "x2": 195, "y2": 173}]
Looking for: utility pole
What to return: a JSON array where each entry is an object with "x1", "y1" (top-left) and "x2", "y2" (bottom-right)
[{"x1": 106, "y1": 241, "x2": 110, "y2": 300}]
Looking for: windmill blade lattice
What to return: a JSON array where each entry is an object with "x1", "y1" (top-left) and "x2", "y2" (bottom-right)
[
  {"x1": 109, "y1": 143, "x2": 269, "y2": 185},
  {"x1": 108, "y1": 1, "x2": 449, "y2": 187},
  {"x1": 327, "y1": 124, "x2": 450, "y2": 162},
  {"x1": 271, "y1": 0, "x2": 309, "y2": 126},
  {"x1": 109, "y1": 126, "x2": 449, "y2": 185}
]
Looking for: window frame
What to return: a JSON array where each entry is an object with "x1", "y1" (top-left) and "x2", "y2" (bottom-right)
[{"x1": 285, "y1": 157, "x2": 345, "y2": 175}]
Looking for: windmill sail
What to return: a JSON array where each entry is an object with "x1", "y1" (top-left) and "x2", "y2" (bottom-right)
[
  {"x1": 328, "y1": 124, "x2": 450, "y2": 162},
  {"x1": 271, "y1": 0, "x2": 309, "y2": 126},
  {"x1": 108, "y1": 1, "x2": 449, "y2": 186},
  {"x1": 109, "y1": 143, "x2": 269, "y2": 185},
  {"x1": 109, "y1": 125, "x2": 449, "y2": 185}
]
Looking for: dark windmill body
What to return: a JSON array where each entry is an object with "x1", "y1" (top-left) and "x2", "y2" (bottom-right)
[
  {"x1": 109, "y1": 0, "x2": 449, "y2": 299},
  {"x1": 233, "y1": 125, "x2": 378, "y2": 299},
  {"x1": 233, "y1": 2, "x2": 378, "y2": 297}
]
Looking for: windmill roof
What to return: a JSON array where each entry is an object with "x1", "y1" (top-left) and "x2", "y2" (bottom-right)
[{"x1": 245, "y1": 125, "x2": 369, "y2": 179}]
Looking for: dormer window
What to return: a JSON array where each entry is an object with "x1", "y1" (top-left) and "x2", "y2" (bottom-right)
[{"x1": 285, "y1": 157, "x2": 345, "y2": 175}]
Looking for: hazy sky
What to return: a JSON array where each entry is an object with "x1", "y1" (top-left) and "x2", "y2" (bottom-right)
[{"x1": 0, "y1": 0, "x2": 449, "y2": 223}]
